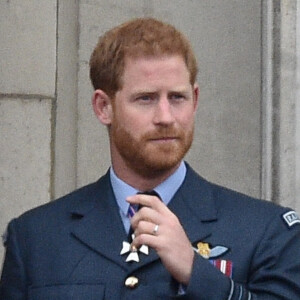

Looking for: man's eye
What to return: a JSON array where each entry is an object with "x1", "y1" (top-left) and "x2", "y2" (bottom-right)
[
  {"x1": 139, "y1": 96, "x2": 151, "y2": 101},
  {"x1": 170, "y1": 94, "x2": 185, "y2": 101},
  {"x1": 137, "y1": 95, "x2": 153, "y2": 102}
]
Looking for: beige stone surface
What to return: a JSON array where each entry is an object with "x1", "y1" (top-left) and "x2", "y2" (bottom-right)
[
  {"x1": 0, "y1": 0, "x2": 57, "y2": 96},
  {"x1": 275, "y1": 0, "x2": 299, "y2": 209},
  {"x1": 54, "y1": 0, "x2": 79, "y2": 199},
  {"x1": 0, "y1": 98, "x2": 52, "y2": 264},
  {"x1": 296, "y1": 0, "x2": 300, "y2": 213}
]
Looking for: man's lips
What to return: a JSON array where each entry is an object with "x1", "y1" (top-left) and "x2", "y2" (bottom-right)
[{"x1": 149, "y1": 136, "x2": 178, "y2": 142}]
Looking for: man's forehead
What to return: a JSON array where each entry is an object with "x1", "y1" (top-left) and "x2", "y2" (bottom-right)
[
  {"x1": 124, "y1": 54, "x2": 186, "y2": 67},
  {"x1": 123, "y1": 55, "x2": 189, "y2": 78},
  {"x1": 117, "y1": 55, "x2": 192, "y2": 93},
  {"x1": 129, "y1": 86, "x2": 193, "y2": 95}
]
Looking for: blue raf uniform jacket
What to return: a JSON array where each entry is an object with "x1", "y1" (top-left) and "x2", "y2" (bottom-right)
[{"x1": 1, "y1": 164, "x2": 300, "y2": 299}]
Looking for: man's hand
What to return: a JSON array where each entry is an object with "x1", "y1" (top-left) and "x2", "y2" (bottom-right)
[{"x1": 127, "y1": 193, "x2": 194, "y2": 285}]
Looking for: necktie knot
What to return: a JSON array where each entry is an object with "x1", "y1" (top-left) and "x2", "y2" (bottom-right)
[
  {"x1": 140, "y1": 190, "x2": 160, "y2": 198},
  {"x1": 127, "y1": 190, "x2": 161, "y2": 218}
]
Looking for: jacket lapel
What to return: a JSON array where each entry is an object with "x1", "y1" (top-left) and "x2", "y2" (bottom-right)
[
  {"x1": 70, "y1": 172, "x2": 130, "y2": 271},
  {"x1": 171, "y1": 165, "x2": 218, "y2": 244}
]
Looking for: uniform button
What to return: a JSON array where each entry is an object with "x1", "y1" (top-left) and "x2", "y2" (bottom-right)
[{"x1": 125, "y1": 276, "x2": 139, "y2": 288}]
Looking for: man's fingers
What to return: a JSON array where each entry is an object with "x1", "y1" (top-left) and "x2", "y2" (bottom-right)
[
  {"x1": 131, "y1": 207, "x2": 160, "y2": 229},
  {"x1": 134, "y1": 220, "x2": 161, "y2": 237},
  {"x1": 132, "y1": 230, "x2": 161, "y2": 250},
  {"x1": 127, "y1": 194, "x2": 162, "y2": 210}
]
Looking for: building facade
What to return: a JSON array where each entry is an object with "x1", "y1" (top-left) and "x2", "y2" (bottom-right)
[{"x1": 1, "y1": 0, "x2": 299, "y2": 262}]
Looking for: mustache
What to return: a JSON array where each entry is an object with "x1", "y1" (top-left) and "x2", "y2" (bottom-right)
[{"x1": 142, "y1": 127, "x2": 183, "y2": 140}]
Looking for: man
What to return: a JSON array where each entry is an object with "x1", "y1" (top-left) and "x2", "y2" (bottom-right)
[{"x1": 1, "y1": 18, "x2": 300, "y2": 299}]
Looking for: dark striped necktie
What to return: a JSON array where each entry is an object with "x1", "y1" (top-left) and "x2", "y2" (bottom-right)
[{"x1": 127, "y1": 204, "x2": 139, "y2": 219}]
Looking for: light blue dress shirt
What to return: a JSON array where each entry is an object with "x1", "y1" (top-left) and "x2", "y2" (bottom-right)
[
  {"x1": 110, "y1": 161, "x2": 188, "y2": 294},
  {"x1": 110, "y1": 161, "x2": 186, "y2": 233}
]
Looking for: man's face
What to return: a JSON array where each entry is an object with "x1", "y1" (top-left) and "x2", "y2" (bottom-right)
[{"x1": 109, "y1": 55, "x2": 198, "y2": 177}]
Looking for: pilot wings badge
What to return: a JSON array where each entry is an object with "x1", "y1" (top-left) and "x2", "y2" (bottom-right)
[{"x1": 195, "y1": 242, "x2": 229, "y2": 259}]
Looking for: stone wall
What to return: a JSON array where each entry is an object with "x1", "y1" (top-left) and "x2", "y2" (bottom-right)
[
  {"x1": 0, "y1": 0, "x2": 56, "y2": 263},
  {"x1": 0, "y1": 0, "x2": 299, "y2": 265}
]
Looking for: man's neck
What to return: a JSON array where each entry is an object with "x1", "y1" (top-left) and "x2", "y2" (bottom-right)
[{"x1": 111, "y1": 161, "x2": 182, "y2": 191}]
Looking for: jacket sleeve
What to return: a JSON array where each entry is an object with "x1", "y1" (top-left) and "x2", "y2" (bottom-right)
[
  {"x1": 177, "y1": 213, "x2": 300, "y2": 300},
  {"x1": 0, "y1": 219, "x2": 27, "y2": 300}
]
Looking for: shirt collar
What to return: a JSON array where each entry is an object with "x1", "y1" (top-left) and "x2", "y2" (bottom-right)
[{"x1": 110, "y1": 161, "x2": 186, "y2": 217}]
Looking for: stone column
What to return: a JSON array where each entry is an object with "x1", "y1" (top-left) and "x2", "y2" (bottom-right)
[
  {"x1": 262, "y1": 0, "x2": 299, "y2": 211},
  {"x1": 296, "y1": 0, "x2": 300, "y2": 212}
]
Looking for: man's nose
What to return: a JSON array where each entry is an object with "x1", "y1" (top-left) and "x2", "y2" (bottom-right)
[{"x1": 153, "y1": 97, "x2": 175, "y2": 125}]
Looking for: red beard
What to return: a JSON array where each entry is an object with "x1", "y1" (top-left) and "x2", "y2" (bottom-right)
[{"x1": 110, "y1": 123, "x2": 194, "y2": 178}]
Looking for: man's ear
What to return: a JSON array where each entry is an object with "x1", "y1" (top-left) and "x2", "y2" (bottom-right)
[
  {"x1": 92, "y1": 89, "x2": 113, "y2": 125},
  {"x1": 193, "y1": 83, "x2": 199, "y2": 112}
]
